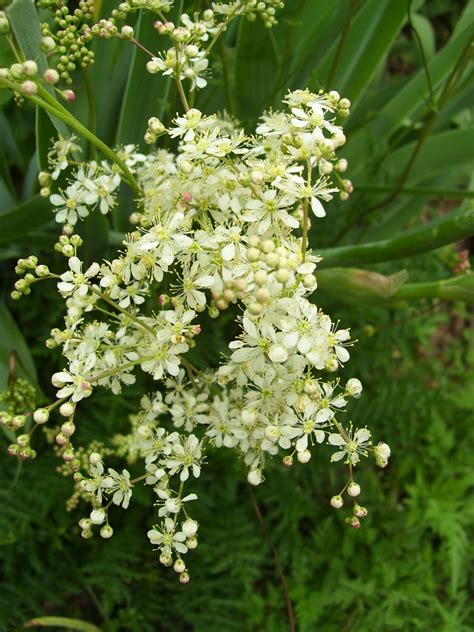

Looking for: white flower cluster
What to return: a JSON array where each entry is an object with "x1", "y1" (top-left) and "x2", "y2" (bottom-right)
[{"x1": 11, "y1": 88, "x2": 390, "y2": 579}]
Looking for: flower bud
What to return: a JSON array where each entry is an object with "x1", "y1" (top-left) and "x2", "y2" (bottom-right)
[
  {"x1": 282, "y1": 455, "x2": 293, "y2": 467},
  {"x1": 159, "y1": 554, "x2": 173, "y2": 566},
  {"x1": 16, "y1": 434, "x2": 30, "y2": 448},
  {"x1": 302, "y1": 274, "x2": 316, "y2": 289},
  {"x1": 11, "y1": 415, "x2": 26, "y2": 430},
  {"x1": 144, "y1": 131, "x2": 156, "y2": 144},
  {"x1": 297, "y1": 449, "x2": 311, "y2": 463},
  {"x1": 354, "y1": 504, "x2": 368, "y2": 518},
  {"x1": 346, "y1": 378, "x2": 362, "y2": 397},
  {"x1": 10, "y1": 63, "x2": 23, "y2": 79},
  {"x1": 79, "y1": 518, "x2": 92, "y2": 530},
  {"x1": 41, "y1": 36, "x2": 56, "y2": 51},
  {"x1": 184, "y1": 44, "x2": 199, "y2": 58},
  {"x1": 325, "y1": 356, "x2": 339, "y2": 372},
  {"x1": 186, "y1": 536, "x2": 198, "y2": 549},
  {"x1": 250, "y1": 170, "x2": 264, "y2": 185},
  {"x1": 265, "y1": 253, "x2": 279, "y2": 268},
  {"x1": 261, "y1": 239, "x2": 275, "y2": 253},
  {"x1": 43, "y1": 68, "x2": 60, "y2": 84},
  {"x1": 59, "y1": 402, "x2": 75, "y2": 417},
  {"x1": 21, "y1": 80, "x2": 38, "y2": 96},
  {"x1": 89, "y1": 452, "x2": 102, "y2": 465},
  {"x1": 182, "y1": 518, "x2": 198, "y2": 537},
  {"x1": 0, "y1": 16, "x2": 10, "y2": 34},
  {"x1": 173, "y1": 558, "x2": 186, "y2": 573},
  {"x1": 121, "y1": 25, "x2": 134, "y2": 38},
  {"x1": 90, "y1": 508, "x2": 106, "y2": 524},
  {"x1": 335, "y1": 158, "x2": 348, "y2": 173},
  {"x1": 347, "y1": 482, "x2": 361, "y2": 497},
  {"x1": 330, "y1": 495, "x2": 343, "y2": 509},
  {"x1": 375, "y1": 442, "x2": 390, "y2": 461},
  {"x1": 23, "y1": 61, "x2": 38, "y2": 76},
  {"x1": 61, "y1": 421, "x2": 76, "y2": 436},
  {"x1": 246, "y1": 247, "x2": 260, "y2": 262},
  {"x1": 247, "y1": 468, "x2": 263, "y2": 486},
  {"x1": 179, "y1": 571, "x2": 190, "y2": 584},
  {"x1": 347, "y1": 516, "x2": 360, "y2": 529},
  {"x1": 255, "y1": 288, "x2": 270, "y2": 304},
  {"x1": 63, "y1": 89, "x2": 76, "y2": 102},
  {"x1": 100, "y1": 525, "x2": 114, "y2": 539},
  {"x1": 276, "y1": 268, "x2": 291, "y2": 284}
]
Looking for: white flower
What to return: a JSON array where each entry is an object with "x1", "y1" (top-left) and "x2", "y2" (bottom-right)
[
  {"x1": 58, "y1": 256, "x2": 100, "y2": 297},
  {"x1": 147, "y1": 517, "x2": 188, "y2": 556},
  {"x1": 328, "y1": 427, "x2": 372, "y2": 465},
  {"x1": 102, "y1": 468, "x2": 133, "y2": 508},
  {"x1": 51, "y1": 186, "x2": 90, "y2": 225}
]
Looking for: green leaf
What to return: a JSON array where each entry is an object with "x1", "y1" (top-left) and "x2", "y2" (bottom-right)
[
  {"x1": 344, "y1": 20, "x2": 474, "y2": 174},
  {"x1": 75, "y1": 212, "x2": 109, "y2": 265},
  {"x1": 234, "y1": 19, "x2": 279, "y2": 122},
  {"x1": 411, "y1": 13, "x2": 436, "y2": 60},
  {"x1": 0, "y1": 300, "x2": 37, "y2": 389},
  {"x1": 24, "y1": 616, "x2": 101, "y2": 632},
  {"x1": 381, "y1": 128, "x2": 474, "y2": 184},
  {"x1": 0, "y1": 195, "x2": 52, "y2": 244},
  {"x1": 323, "y1": 0, "x2": 411, "y2": 102}
]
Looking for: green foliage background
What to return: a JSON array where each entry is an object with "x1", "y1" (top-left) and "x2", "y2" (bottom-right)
[{"x1": 0, "y1": 0, "x2": 473, "y2": 630}]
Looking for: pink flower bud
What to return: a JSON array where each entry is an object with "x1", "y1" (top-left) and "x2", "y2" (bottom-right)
[{"x1": 63, "y1": 89, "x2": 76, "y2": 102}]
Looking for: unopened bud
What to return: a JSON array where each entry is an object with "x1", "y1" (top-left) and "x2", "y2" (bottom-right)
[{"x1": 297, "y1": 449, "x2": 311, "y2": 463}]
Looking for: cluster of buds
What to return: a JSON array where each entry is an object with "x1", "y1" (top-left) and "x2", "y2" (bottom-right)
[
  {"x1": 54, "y1": 234, "x2": 84, "y2": 258},
  {"x1": 330, "y1": 481, "x2": 368, "y2": 528},
  {"x1": 326, "y1": 90, "x2": 351, "y2": 118},
  {"x1": 7, "y1": 430, "x2": 37, "y2": 461},
  {"x1": 236, "y1": 0, "x2": 285, "y2": 27},
  {"x1": 0, "y1": 11, "x2": 9, "y2": 34},
  {"x1": 0, "y1": 377, "x2": 37, "y2": 417},
  {"x1": 37, "y1": 0, "x2": 95, "y2": 85},
  {"x1": 144, "y1": 116, "x2": 167, "y2": 144},
  {"x1": 210, "y1": 278, "x2": 247, "y2": 316},
  {"x1": 0, "y1": 58, "x2": 76, "y2": 102},
  {"x1": 11, "y1": 256, "x2": 51, "y2": 300}
]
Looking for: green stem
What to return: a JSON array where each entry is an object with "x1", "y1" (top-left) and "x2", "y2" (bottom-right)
[
  {"x1": 336, "y1": 37, "x2": 474, "y2": 241},
  {"x1": 393, "y1": 275, "x2": 473, "y2": 303},
  {"x1": 318, "y1": 208, "x2": 474, "y2": 268},
  {"x1": 89, "y1": 357, "x2": 153, "y2": 383},
  {"x1": 0, "y1": 77, "x2": 141, "y2": 196},
  {"x1": 87, "y1": 284, "x2": 156, "y2": 335},
  {"x1": 174, "y1": 45, "x2": 190, "y2": 113}
]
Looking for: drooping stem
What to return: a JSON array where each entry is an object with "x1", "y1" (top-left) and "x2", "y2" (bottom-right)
[{"x1": 249, "y1": 489, "x2": 295, "y2": 632}]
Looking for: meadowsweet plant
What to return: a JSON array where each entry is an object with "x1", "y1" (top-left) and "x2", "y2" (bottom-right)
[{"x1": 0, "y1": 1, "x2": 390, "y2": 582}]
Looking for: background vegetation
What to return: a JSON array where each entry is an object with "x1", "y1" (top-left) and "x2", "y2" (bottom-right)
[{"x1": 0, "y1": 0, "x2": 473, "y2": 630}]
